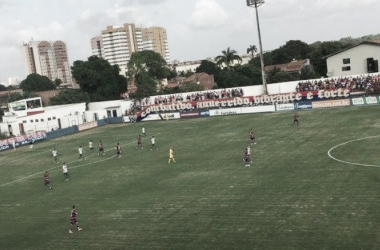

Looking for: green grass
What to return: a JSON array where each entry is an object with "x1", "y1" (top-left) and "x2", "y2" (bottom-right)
[{"x1": 1, "y1": 105, "x2": 380, "y2": 250}]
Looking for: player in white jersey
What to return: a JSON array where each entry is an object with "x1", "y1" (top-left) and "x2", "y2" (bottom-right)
[
  {"x1": 52, "y1": 148, "x2": 58, "y2": 163},
  {"x1": 12, "y1": 139, "x2": 16, "y2": 150},
  {"x1": 150, "y1": 136, "x2": 157, "y2": 150},
  {"x1": 78, "y1": 146, "x2": 85, "y2": 160},
  {"x1": 89, "y1": 140, "x2": 94, "y2": 153},
  {"x1": 62, "y1": 162, "x2": 69, "y2": 181},
  {"x1": 142, "y1": 127, "x2": 146, "y2": 137}
]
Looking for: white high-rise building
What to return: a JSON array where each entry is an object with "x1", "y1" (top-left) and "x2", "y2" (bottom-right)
[
  {"x1": 21, "y1": 40, "x2": 73, "y2": 87},
  {"x1": 91, "y1": 23, "x2": 170, "y2": 75}
]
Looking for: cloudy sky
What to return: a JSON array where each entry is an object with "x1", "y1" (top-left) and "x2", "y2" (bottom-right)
[{"x1": 0, "y1": 0, "x2": 379, "y2": 81}]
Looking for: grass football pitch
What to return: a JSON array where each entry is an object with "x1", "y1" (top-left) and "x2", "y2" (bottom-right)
[{"x1": 1, "y1": 105, "x2": 380, "y2": 250}]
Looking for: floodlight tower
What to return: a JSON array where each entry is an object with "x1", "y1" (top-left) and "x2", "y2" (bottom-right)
[{"x1": 246, "y1": 0, "x2": 267, "y2": 95}]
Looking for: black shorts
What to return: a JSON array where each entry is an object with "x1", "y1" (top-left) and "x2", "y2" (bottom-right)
[{"x1": 71, "y1": 219, "x2": 77, "y2": 224}]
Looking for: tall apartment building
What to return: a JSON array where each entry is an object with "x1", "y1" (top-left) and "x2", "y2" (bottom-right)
[
  {"x1": 91, "y1": 23, "x2": 170, "y2": 75},
  {"x1": 21, "y1": 40, "x2": 73, "y2": 87}
]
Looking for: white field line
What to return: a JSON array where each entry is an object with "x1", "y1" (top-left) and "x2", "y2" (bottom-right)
[
  {"x1": 327, "y1": 135, "x2": 380, "y2": 168},
  {"x1": 0, "y1": 133, "x2": 161, "y2": 187}
]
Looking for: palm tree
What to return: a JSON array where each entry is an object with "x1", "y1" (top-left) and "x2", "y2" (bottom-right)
[
  {"x1": 247, "y1": 45, "x2": 258, "y2": 58},
  {"x1": 215, "y1": 47, "x2": 242, "y2": 70}
]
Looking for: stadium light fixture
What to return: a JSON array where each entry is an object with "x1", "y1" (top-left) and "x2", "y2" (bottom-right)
[{"x1": 246, "y1": 0, "x2": 268, "y2": 95}]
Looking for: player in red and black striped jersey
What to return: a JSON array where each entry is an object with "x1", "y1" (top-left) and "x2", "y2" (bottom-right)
[
  {"x1": 116, "y1": 143, "x2": 121, "y2": 158},
  {"x1": 293, "y1": 112, "x2": 299, "y2": 126},
  {"x1": 68, "y1": 205, "x2": 82, "y2": 233},
  {"x1": 98, "y1": 140, "x2": 105, "y2": 156},
  {"x1": 44, "y1": 171, "x2": 52, "y2": 190},
  {"x1": 135, "y1": 135, "x2": 143, "y2": 149}
]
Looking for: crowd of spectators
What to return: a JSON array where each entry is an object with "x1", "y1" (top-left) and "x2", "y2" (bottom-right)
[
  {"x1": 134, "y1": 88, "x2": 245, "y2": 108},
  {"x1": 296, "y1": 74, "x2": 380, "y2": 95}
]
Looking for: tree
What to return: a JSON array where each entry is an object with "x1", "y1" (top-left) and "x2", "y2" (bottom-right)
[
  {"x1": 247, "y1": 45, "x2": 258, "y2": 58},
  {"x1": 126, "y1": 50, "x2": 169, "y2": 99},
  {"x1": 196, "y1": 60, "x2": 221, "y2": 76},
  {"x1": 271, "y1": 40, "x2": 310, "y2": 64},
  {"x1": 215, "y1": 47, "x2": 242, "y2": 69},
  {"x1": 266, "y1": 67, "x2": 296, "y2": 84},
  {"x1": 19, "y1": 73, "x2": 56, "y2": 92},
  {"x1": 0, "y1": 84, "x2": 6, "y2": 91},
  {"x1": 71, "y1": 56, "x2": 127, "y2": 102},
  {"x1": 50, "y1": 89, "x2": 91, "y2": 105},
  {"x1": 54, "y1": 78, "x2": 62, "y2": 88}
]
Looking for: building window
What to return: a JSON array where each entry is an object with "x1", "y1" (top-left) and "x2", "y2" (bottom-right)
[
  {"x1": 35, "y1": 119, "x2": 39, "y2": 122},
  {"x1": 41, "y1": 119, "x2": 44, "y2": 122},
  {"x1": 30, "y1": 120, "x2": 33, "y2": 123},
  {"x1": 48, "y1": 118, "x2": 51, "y2": 121},
  {"x1": 343, "y1": 58, "x2": 350, "y2": 64},
  {"x1": 53, "y1": 117, "x2": 56, "y2": 120},
  {"x1": 23, "y1": 120, "x2": 27, "y2": 123},
  {"x1": 342, "y1": 66, "x2": 351, "y2": 71}
]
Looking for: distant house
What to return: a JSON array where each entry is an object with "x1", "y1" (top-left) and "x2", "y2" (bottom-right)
[
  {"x1": 324, "y1": 40, "x2": 380, "y2": 77},
  {"x1": 264, "y1": 59, "x2": 311, "y2": 76},
  {"x1": 182, "y1": 73, "x2": 216, "y2": 90}
]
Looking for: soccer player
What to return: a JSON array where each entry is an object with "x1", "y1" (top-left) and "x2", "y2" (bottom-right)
[
  {"x1": 244, "y1": 151, "x2": 251, "y2": 167},
  {"x1": 62, "y1": 162, "x2": 69, "y2": 181},
  {"x1": 89, "y1": 140, "x2": 94, "y2": 153},
  {"x1": 29, "y1": 140, "x2": 34, "y2": 149},
  {"x1": 246, "y1": 146, "x2": 251, "y2": 157},
  {"x1": 78, "y1": 146, "x2": 85, "y2": 160},
  {"x1": 44, "y1": 171, "x2": 52, "y2": 190},
  {"x1": 12, "y1": 139, "x2": 16, "y2": 150},
  {"x1": 142, "y1": 127, "x2": 146, "y2": 137},
  {"x1": 136, "y1": 135, "x2": 143, "y2": 149},
  {"x1": 168, "y1": 146, "x2": 175, "y2": 163},
  {"x1": 293, "y1": 112, "x2": 299, "y2": 126},
  {"x1": 98, "y1": 140, "x2": 105, "y2": 156},
  {"x1": 150, "y1": 136, "x2": 157, "y2": 150},
  {"x1": 52, "y1": 148, "x2": 58, "y2": 163},
  {"x1": 249, "y1": 129, "x2": 256, "y2": 145},
  {"x1": 116, "y1": 143, "x2": 122, "y2": 158},
  {"x1": 68, "y1": 205, "x2": 82, "y2": 234}
]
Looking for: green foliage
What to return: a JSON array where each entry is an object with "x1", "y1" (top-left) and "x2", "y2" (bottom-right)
[
  {"x1": 266, "y1": 67, "x2": 296, "y2": 84},
  {"x1": 271, "y1": 40, "x2": 311, "y2": 64},
  {"x1": 71, "y1": 56, "x2": 127, "y2": 102},
  {"x1": 8, "y1": 93, "x2": 24, "y2": 103},
  {"x1": 168, "y1": 69, "x2": 178, "y2": 80},
  {"x1": 127, "y1": 51, "x2": 169, "y2": 99},
  {"x1": 215, "y1": 47, "x2": 242, "y2": 69},
  {"x1": 196, "y1": 60, "x2": 221, "y2": 76},
  {"x1": 0, "y1": 84, "x2": 6, "y2": 91},
  {"x1": 49, "y1": 89, "x2": 90, "y2": 106},
  {"x1": 178, "y1": 70, "x2": 194, "y2": 78},
  {"x1": 19, "y1": 73, "x2": 56, "y2": 92},
  {"x1": 247, "y1": 45, "x2": 258, "y2": 58},
  {"x1": 54, "y1": 78, "x2": 62, "y2": 88}
]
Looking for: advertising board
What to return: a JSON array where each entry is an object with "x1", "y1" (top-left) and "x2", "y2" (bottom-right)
[
  {"x1": 312, "y1": 99, "x2": 350, "y2": 109},
  {"x1": 276, "y1": 103, "x2": 295, "y2": 111}
]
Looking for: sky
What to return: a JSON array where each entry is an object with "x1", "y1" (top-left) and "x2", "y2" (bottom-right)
[{"x1": 0, "y1": 0, "x2": 379, "y2": 81}]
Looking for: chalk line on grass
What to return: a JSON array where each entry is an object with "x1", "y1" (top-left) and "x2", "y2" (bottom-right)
[
  {"x1": 0, "y1": 132, "x2": 161, "y2": 187},
  {"x1": 327, "y1": 135, "x2": 380, "y2": 168}
]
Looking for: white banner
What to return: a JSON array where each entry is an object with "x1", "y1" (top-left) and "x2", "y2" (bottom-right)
[
  {"x1": 241, "y1": 105, "x2": 275, "y2": 114},
  {"x1": 276, "y1": 103, "x2": 295, "y2": 111},
  {"x1": 209, "y1": 108, "x2": 242, "y2": 116},
  {"x1": 142, "y1": 113, "x2": 180, "y2": 121}
]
